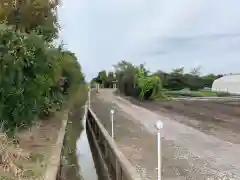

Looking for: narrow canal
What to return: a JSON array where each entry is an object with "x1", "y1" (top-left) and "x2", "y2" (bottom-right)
[
  {"x1": 76, "y1": 106, "x2": 98, "y2": 180},
  {"x1": 60, "y1": 105, "x2": 98, "y2": 180}
]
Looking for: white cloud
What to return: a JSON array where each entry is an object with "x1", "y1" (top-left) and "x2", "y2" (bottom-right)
[{"x1": 58, "y1": 0, "x2": 240, "y2": 80}]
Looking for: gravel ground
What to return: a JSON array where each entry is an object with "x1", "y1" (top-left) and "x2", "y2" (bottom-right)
[
  {"x1": 128, "y1": 98, "x2": 240, "y2": 144},
  {"x1": 90, "y1": 89, "x2": 240, "y2": 180}
]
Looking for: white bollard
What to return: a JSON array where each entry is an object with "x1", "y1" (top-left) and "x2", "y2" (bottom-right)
[
  {"x1": 155, "y1": 120, "x2": 163, "y2": 180},
  {"x1": 97, "y1": 83, "x2": 99, "y2": 93},
  {"x1": 110, "y1": 108, "x2": 115, "y2": 139},
  {"x1": 88, "y1": 87, "x2": 91, "y2": 108}
]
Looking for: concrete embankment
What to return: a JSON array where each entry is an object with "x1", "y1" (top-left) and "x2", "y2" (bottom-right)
[{"x1": 44, "y1": 111, "x2": 68, "y2": 180}]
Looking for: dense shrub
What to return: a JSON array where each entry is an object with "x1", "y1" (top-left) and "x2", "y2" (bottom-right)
[
  {"x1": 134, "y1": 68, "x2": 162, "y2": 100},
  {"x1": 115, "y1": 61, "x2": 137, "y2": 97},
  {"x1": 0, "y1": 25, "x2": 85, "y2": 131},
  {"x1": 108, "y1": 61, "x2": 162, "y2": 100},
  {"x1": 154, "y1": 72, "x2": 220, "y2": 91}
]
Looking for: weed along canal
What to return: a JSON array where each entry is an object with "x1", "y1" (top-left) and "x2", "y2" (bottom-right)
[{"x1": 59, "y1": 105, "x2": 98, "y2": 180}]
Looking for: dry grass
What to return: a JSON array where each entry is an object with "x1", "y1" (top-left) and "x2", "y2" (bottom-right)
[
  {"x1": 0, "y1": 112, "x2": 64, "y2": 180},
  {"x1": 0, "y1": 133, "x2": 30, "y2": 179}
]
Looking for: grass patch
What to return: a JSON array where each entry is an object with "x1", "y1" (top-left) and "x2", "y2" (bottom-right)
[
  {"x1": 164, "y1": 90, "x2": 234, "y2": 98},
  {"x1": 164, "y1": 90, "x2": 218, "y2": 98}
]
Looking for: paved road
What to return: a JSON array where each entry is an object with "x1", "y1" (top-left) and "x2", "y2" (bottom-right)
[{"x1": 91, "y1": 89, "x2": 240, "y2": 180}]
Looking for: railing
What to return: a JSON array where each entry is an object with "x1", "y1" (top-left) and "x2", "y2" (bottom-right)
[{"x1": 86, "y1": 107, "x2": 141, "y2": 180}]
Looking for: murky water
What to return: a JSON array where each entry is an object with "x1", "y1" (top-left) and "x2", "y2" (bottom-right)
[
  {"x1": 61, "y1": 105, "x2": 98, "y2": 180},
  {"x1": 76, "y1": 112, "x2": 98, "y2": 180}
]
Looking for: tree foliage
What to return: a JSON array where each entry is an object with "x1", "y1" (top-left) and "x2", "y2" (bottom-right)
[
  {"x1": 92, "y1": 61, "x2": 222, "y2": 100},
  {"x1": 134, "y1": 67, "x2": 162, "y2": 100},
  {"x1": 92, "y1": 60, "x2": 162, "y2": 100},
  {"x1": 0, "y1": 0, "x2": 59, "y2": 41},
  {"x1": 114, "y1": 60, "x2": 138, "y2": 96},
  {"x1": 96, "y1": 70, "x2": 107, "y2": 85},
  {"x1": 0, "y1": 0, "x2": 86, "y2": 133},
  {"x1": 0, "y1": 25, "x2": 85, "y2": 132},
  {"x1": 104, "y1": 72, "x2": 115, "y2": 88},
  {"x1": 161, "y1": 68, "x2": 220, "y2": 91},
  {"x1": 190, "y1": 66, "x2": 201, "y2": 76}
]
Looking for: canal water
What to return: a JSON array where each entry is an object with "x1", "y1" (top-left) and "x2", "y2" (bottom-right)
[
  {"x1": 76, "y1": 106, "x2": 98, "y2": 180},
  {"x1": 61, "y1": 105, "x2": 98, "y2": 180}
]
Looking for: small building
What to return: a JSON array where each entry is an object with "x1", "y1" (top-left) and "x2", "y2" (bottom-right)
[{"x1": 212, "y1": 74, "x2": 240, "y2": 94}]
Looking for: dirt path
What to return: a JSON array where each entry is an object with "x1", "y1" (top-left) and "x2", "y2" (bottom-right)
[
  {"x1": 91, "y1": 89, "x2": 240, "y2": 180},
  {"x1": 129, "y1": 98, "x2": 240, "y2": 144}
]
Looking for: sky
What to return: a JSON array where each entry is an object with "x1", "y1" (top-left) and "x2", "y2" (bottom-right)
[{"x1": 58, "y1": 0, "x2": 240, "y2": 81}]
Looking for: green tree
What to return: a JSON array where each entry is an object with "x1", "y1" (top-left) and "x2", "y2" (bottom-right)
[
  {"x1": 165, "y1": 68, "x2": 185, "y2": 90},
  {"x1": 0, "y1": 0, "x2": 59, "y2": 41},
  {"x1": 0, "y1": 25, "x2": 85, "y2": 132},
  {"x1": 153, "y1": 70, "x2": 168, "y2": 87},
  {"x1": 190, "y1": 66, "x2": 201, "y2": 76},
  {"x1": 95, "y1": 70, "x2": 107, "y2": 86},
  {"x1": 171, "y1": 67, "x2": 184, "y2": 76},
  {"x1": 112, "y1": 61, "x2": 162, "y2": 99},
  {"x1": 135, "y1": 66, "x2": 162, "y2": 100},
  {"x1": 114, "y1": 60, "x2": 138, "y2": 96},
  {"x1": 59, "y1": 50, "x2": 85, "y2": 94},
  {"x1": 201, "y1": 74, "x2": 218, "y2": 87}
]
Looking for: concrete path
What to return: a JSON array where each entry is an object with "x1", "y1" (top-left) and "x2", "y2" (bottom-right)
[{"x1": 91, "y1": 89, "x2": 240, "y2": 180}]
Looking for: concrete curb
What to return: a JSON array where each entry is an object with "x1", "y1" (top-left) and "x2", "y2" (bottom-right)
[{"x1": 43, "y1": 111, "x2": 68, "y2": 180}]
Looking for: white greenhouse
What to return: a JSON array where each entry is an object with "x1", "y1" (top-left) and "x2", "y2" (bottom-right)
[{"x1": 212, "y1": 74, "x2": 240, "y2": 94}]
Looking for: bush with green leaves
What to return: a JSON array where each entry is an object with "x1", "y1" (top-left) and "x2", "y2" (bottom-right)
[
  {"x1": 107, "y1": 61, "x2": 162, "y2": 100},
  {"x1": 134, "y1": 67, "x2": 162, "y2": 100},
  {"x1": 0, "y1": 25, "x2": 85, "y2": 131}
]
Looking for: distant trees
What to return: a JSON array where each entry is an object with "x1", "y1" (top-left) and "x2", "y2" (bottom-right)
[
  {"x1": 92, "y1": 61, "x2": 222, "y2": 100},
  {"x1": 154, "y1": 67, "x2": 220, "y2": 91},
  {"x1": 190, "y1": 66, "x2": 201, "y2": 76},
  {"x1": 92, "y1": 60, "x2": 162, "y2": 100},
  {"x1": 94, "y1": 70, "x2": 107, "y2": 85},
  {"x1": 92, "y1": 70, "x2": 118, "y2": 88},
  {"x1": 171, "y1": 67, "x2": 184, "y2": 76},
  {"x1": 114, "y1": 60, "x2": 138, "y2": 96}
]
